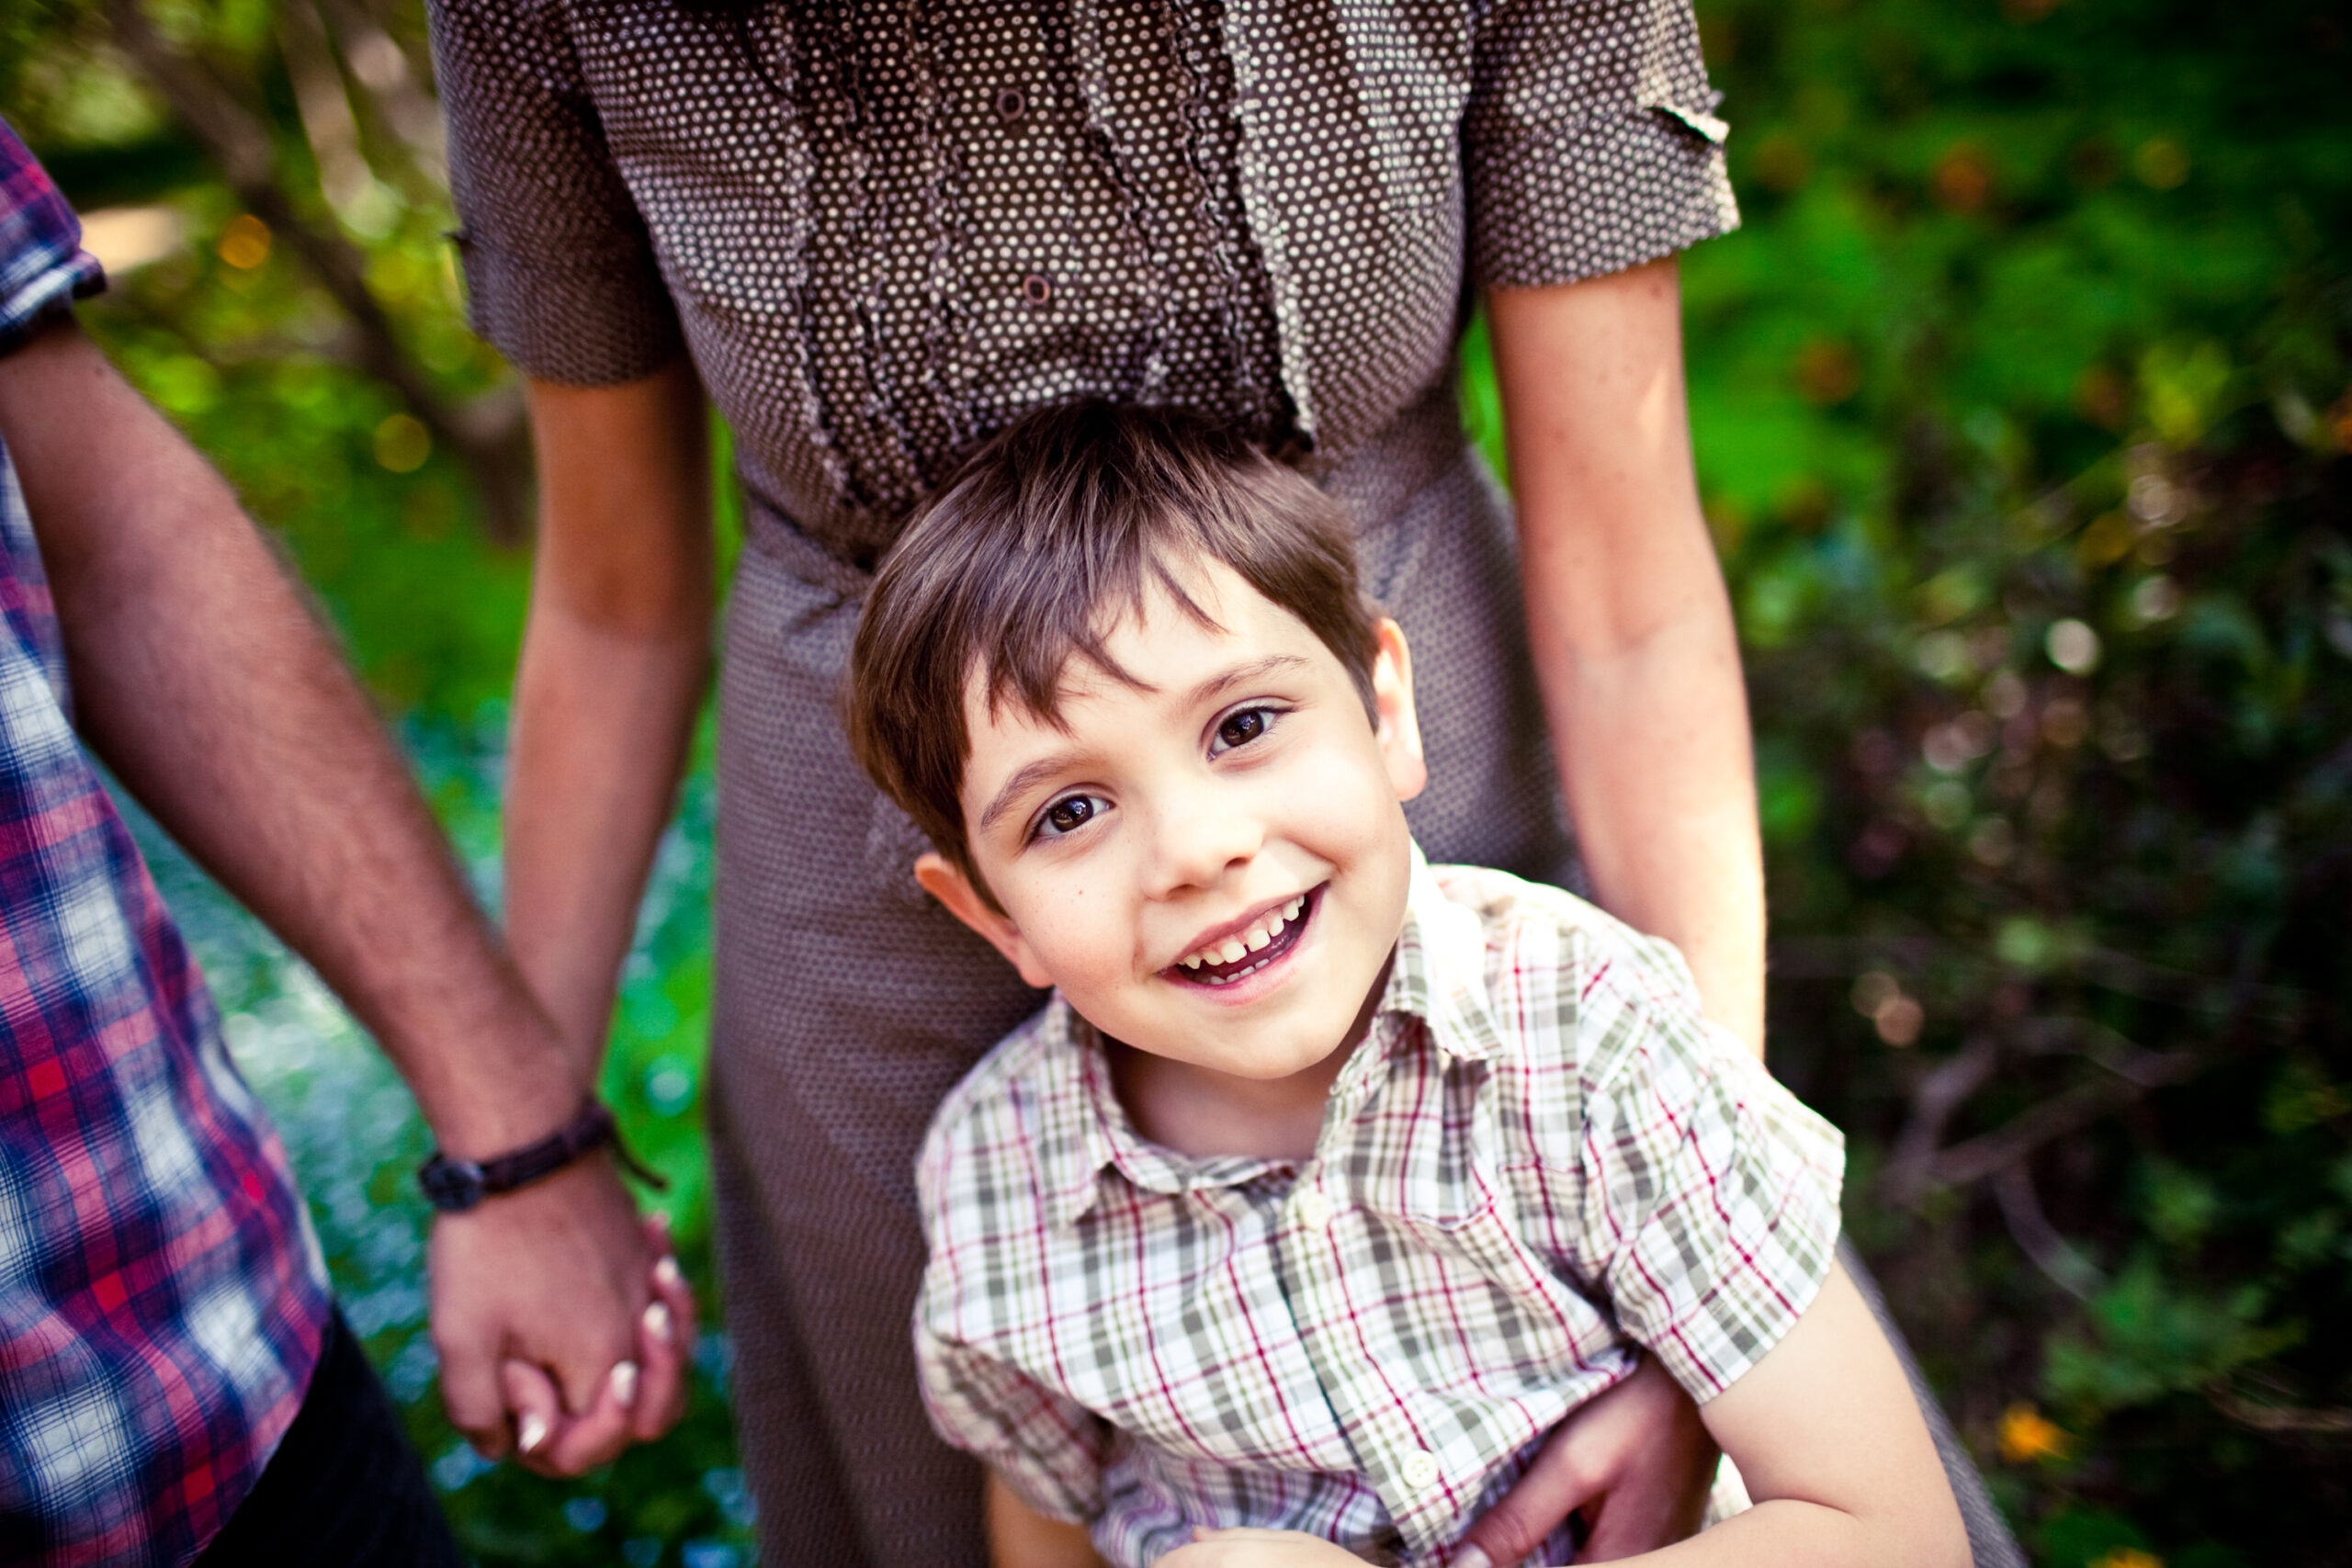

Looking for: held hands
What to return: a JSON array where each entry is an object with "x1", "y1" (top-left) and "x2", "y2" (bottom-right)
[{"x1": 428, "y1": 1158, "x2": 698, "y2": 1476}]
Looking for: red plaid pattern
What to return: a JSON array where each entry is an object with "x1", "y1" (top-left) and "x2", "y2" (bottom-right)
[
  {"x1": 917, "y1": 855, "x2": 1843, "y2": 1567},
  {"x1": 0, "y1": 118, "x2": 330, "y2": 1566}
]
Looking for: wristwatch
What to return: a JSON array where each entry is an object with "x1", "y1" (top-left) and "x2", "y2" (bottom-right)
[{"x1": 417, "y1": 1100, "x2": 666, "y2": 1213}]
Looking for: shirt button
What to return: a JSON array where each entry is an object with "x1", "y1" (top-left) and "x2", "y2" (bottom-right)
[
  {"x1": 1021, "y1": 273, "x2": 1053, "y2": 305},
  {"x1": 994, "y1": 85, "x2": 1027, "y2": 123},
  {"x1": 1399, "y1": 1449, "x2": 1441, "y2": 1490},
  {"x1": 1294, "y1": 1189, "x2": 1331, "y2": 1231}
]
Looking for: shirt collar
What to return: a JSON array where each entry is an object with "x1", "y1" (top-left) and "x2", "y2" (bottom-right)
[
  {"x1": 1028, "y1": 1002, "x2": 1286, "y2": 1227},
  {"x1": 1374, "y1": 844, "x2": 1505, "y2": 1065},
  {"x1": 1030, "y1": 842, "x2": 1500, "y2": 1226}
]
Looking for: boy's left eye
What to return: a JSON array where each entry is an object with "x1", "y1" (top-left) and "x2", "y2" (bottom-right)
[
  {"x1": 1213, "y1": 706, "x2": 1276, "y2": 754},
  {"x1": 1035, "y1": 794, "x2": 1107, "y2": 839}
]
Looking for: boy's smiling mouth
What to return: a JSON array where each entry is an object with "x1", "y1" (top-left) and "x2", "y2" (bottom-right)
[{"x1": 1167, "y1": 886, "x2": 1321, "y2": 987}]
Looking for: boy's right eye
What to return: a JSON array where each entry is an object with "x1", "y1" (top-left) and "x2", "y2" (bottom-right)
[{"x1": 1035, "y1": 794, "x2": 1106, "y2": 840}]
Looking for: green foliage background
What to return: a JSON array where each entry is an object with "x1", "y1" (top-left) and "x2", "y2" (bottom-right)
[{"x1": 6, "y1": 0, "x2": 2348, "y2": 1562}]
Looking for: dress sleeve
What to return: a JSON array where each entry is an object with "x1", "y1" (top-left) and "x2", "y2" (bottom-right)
[
  {"x1": 915, "y1": 1319, "x2": 1111, "y2": 1526},
  {"x1": 1569, "y1": 935, "x2": 1846, "y2": 1403},
  {"x1": 424, "y1": 0, "x2": 684, "y2": 384},
  {"x1": 1464, "y1": 0, "x2": 1741, "y2": 290}
]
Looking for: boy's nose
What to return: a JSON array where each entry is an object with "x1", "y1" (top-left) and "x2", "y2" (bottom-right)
[{"x1": 1141, "y1": 793, "x2": 1262, "y2": 898}]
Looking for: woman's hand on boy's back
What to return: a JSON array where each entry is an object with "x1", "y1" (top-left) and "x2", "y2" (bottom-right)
[
  {"x1": 1456, "y1": 1352, "x2": 1716, "y2": 1565},
  {"x1": 1147, "y1": 1352, "x2": 1713, "y2": 1568}
]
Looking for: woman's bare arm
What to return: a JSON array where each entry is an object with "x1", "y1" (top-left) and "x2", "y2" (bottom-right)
[
  {"x1": 504, "y1": 361, "x2": 714, "y2": 1060},
  {"x1": 1487, "y1": 260, "x2": 1767, "y2": 1056}
]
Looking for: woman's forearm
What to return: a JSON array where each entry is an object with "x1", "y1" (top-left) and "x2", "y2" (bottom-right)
[
  {"x1": 1488, "y1": 263, "x2": 1767, "y2": 1055},
  {"x1": 1531, "y1": 596, "x2": 1765, "y2": 1056},
  {"x1": 504, "y1": 364, "x2": 714, "y2": 1066},
  {"x1": 505, "y1": 608, "x2": 708, "y2": 1060}
]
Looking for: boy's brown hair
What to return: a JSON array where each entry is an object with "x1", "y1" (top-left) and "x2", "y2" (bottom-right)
[{"x1": 844, "y1": 400, "x2": 1380, "y2": 903}]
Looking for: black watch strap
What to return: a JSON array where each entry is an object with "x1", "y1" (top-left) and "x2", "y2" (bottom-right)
[{"x1": 417, "y1": 1100, "x2": 668, "y2": 1213}]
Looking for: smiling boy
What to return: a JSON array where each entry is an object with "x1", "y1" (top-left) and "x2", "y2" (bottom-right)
[{"x1": 845, "y1": 403, "x2": 1966, "y2": 1568}]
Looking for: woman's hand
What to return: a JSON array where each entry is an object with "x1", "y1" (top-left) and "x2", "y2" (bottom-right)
[
  {"x1": 1155, "y1": 1528, "x2": 1365, "y2": 1568},
  {"x1": 1456, "y1": 1354, "x2": 1717, "y2": 1566}
]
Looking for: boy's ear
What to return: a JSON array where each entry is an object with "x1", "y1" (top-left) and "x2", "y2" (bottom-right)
[
  {"x1": 914, "y1": 852, "x2": 1057, "y2": 989},
  {"x1": 1371, "y1": 618, "x2": 1427, "y2": 804}
]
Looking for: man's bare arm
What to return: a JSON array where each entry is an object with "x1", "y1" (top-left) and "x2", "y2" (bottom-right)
[
  {"x1": 0, "y1": 315, "x2": 690, "y2": 1472},
  {"x1": 1488, "y1": 261, "x2": 1767, "y2": 1056}
]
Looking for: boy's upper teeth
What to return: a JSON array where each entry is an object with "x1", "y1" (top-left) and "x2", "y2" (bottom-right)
[{"x1": 1180, "y1": 895, "x2": 1306, "y2": 970}]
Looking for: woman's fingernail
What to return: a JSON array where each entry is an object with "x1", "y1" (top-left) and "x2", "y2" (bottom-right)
[
  {"x1": 516, "y1": 1412, "x2": 549, "y2": 1454},
  {"x1": 653, "y1": 1256, "x2": 684, "y2": 1291},
  {"x1": 1454, "y1": 1549, "x2": 1494, "y2": 1568},
  {"x1": 611, "y1": 1359, "x2": 640, "y2": 1409},
  {"x1": 643, "y1": 1301, "x2": 674, "y2": 1346}
]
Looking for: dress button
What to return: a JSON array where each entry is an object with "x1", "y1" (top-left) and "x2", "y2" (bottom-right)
[
  {"x1": 1294, "y1": 1188, "x2": 1331, "y2": 1231},
  {"x1": 1399, "y1": 1449, "x2": 1441, "y2": 1490},
  {"x1": 994, "y1": 85, "x2": 1027, "y2": 123},
  {"x1": 1021, "y1": 273, "x2": 1053, "y2": 305}
]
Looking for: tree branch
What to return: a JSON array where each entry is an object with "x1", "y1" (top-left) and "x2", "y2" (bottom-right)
[
  {"x1": 2208, "y1": 1385, "x2": 2352, "y2": 1436},
  {"x1": 99, "y1": 0, "x2": 527, "y2": 544}
]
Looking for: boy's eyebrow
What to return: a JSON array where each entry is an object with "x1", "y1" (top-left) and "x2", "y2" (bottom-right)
[
  {"x1": 978, "y1": 751, "x2": 1084, "y2": 837},
  {"x1": 1188, "y1": 654, "x2": 1311, "y2": 708}
]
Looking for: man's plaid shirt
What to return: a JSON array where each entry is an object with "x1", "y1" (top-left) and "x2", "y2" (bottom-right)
[
  {"x1": 916, "y1": 854, "x2": 1844, "y2": 1568},
  {"x1": 0, "y1": 118, "x2": 330, "y2": 1567}
]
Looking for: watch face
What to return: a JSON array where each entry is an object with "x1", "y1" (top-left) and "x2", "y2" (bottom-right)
[{"x1": 420, "y1": 1156, "x2": 488, "y2": 1213}]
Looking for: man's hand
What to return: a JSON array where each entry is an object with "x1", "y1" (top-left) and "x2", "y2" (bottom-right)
[
  {"x1": 1457, "y1": 1354, "x2": 1717, "y2": 1567},
  {"x1": 431, "y1": 1167, "x2": 696, "y2": 1474},
  {"x1": 1155, "y1": 1528, "x2": 1364, "y2": 1568}
]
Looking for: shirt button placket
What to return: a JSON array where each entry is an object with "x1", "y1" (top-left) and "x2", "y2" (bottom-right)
[
  {"x1": 1284, "y1": 1174, "x2": 1443, "y2": 1541},
  {"x1": 1293, "y1": 1187, "x2": 1332, "y2": 1232}
]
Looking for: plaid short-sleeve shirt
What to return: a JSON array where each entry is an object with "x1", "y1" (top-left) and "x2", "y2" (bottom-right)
[
  {"x1": 0, "y1": 118, "x2": 330, "y2": 1568},
  {"x1": 916, "y1": 854, "x2": 1843, "y2": 1568}
]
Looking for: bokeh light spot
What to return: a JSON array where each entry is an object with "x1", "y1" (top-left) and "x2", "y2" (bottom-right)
[
  {"x1": 373, "y1": 412, "x2": 432, "y2": 473},
  {"x1": 2046, "y1": 618, "x2": 2102, "y2": 674},
  {"x1": 216, "y1": 213, "x2": 271, "y2": 269}
]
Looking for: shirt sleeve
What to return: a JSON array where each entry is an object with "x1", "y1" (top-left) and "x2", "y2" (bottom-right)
[
  {"x1": 0, "y1": 117, "x2": 106, "y2": 358},
  {"x1": 424, "y1": 0, "x2": 684, "y2": 385},
  {"x1": 1570, "y1": 933, "x2": 1846, "y2": 1403},
  {"x1": 915, "y1": 1317, "x2": 1111, "y2": 1525},
  {"x1": 1464, "y1": 0, "x2": 1740, "y2": 290}
]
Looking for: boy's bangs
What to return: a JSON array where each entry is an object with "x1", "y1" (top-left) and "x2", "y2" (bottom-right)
[{"x1": 977, "y1": 539, "x2": 1232, "y2": 732}]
